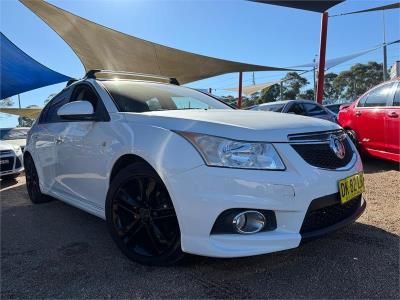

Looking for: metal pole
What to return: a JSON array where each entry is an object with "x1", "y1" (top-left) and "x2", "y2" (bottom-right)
[
  {"x1": 252, "y1": 72, "x2": 255, "y2": 85},
  {"x1": 18, "y1": 94, "x2": 21, "y2": 109},
  {"x1": 316, "y1": 11, "x2": 328, "y2": 104},
  {"x1": 313, "y1": 57, "x2": 317, "y2": 101},
  {"x1": 238, "y1": 72, "x2": 243, "y2": 108},
  {"x1": 280, "y1": 81, "x2": 283, "y2": 101},
  {"x1": 382, "y1": 10, "x2": 387, "y2": 81},
  {"x1": 208, "y1": 88, "x2": 212, "y2": 94}
]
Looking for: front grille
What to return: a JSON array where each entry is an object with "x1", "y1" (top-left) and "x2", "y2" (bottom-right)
[
  {"x1": 300, "y1": 196, "x2": 362, "y2": 234},
  {"x1": 0, "y1": 157, "x2": 15, "y2": 172},
  {"x1": 0, "y1": 150, "x2": 13, "y2": 156},
  {"x1": 290, "y1": 131, "x2": 354, "y2": 169}
]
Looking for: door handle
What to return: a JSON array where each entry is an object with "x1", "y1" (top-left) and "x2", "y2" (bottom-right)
[
  {"x1": 388, "y1": 111, "x2": 399, "y2": 118},
  {"x1": 55, "y1": 137, "x2": 65, "y2": 144},
  {"x1": 355, "y1": 111, "x2": 362, "y2": 116}
]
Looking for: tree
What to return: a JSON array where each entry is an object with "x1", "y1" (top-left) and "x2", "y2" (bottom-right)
[
  {"x1": 0, "y1": 97, "x2": 14, "y2": 107},
  {"x1": 324, "y1": 73, "x2": 339, "y2": 99},
  {"x1": 299, "y1": 89, "x2": 315, "y2": 100},
  {"x1": 282, "y1": 72, "x2": 308, "y2": 100},
  {"x1": 258, "y1": 84, "x2": 281, "y2": 103},
  {"x1": 333, "y1": 62, "x2": 384, "y2": 100}
]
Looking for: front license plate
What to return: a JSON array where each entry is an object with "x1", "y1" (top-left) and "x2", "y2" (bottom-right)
[{"x1": 339, "y1": 172, "x2": 365, "y2": 204}]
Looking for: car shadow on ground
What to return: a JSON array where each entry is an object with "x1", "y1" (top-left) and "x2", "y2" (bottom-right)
[
  {"x1": 1, "y1": 184, "x2": 399, "y2": 299},
  {"x1": 362, "y1": 157, "x2": 399, "y2": 174},
  {"x1": 0, "y1": 177, "x2": 20, "y2": 190}
]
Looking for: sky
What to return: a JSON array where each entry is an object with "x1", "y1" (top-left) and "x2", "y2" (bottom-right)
[{"x1": 1, "y1": 0, "x2": 399, "y2": 127}]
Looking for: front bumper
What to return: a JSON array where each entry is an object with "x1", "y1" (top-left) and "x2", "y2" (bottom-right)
[
  {"x1": 300, "y1": 194, "x2": 366, "y2": 241},
  {"x1": 0, "y1": 153, "x2": 24, "y2": 177},
  {"x1": 165, "y1": 142, "x2": 365, "y2": 258}
]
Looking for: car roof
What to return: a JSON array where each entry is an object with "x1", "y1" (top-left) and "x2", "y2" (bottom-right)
[
  {"x1": 258, "y1": 99, "x2": 324, "y2": 107},
  {"x1": 258, "y1": 100, "x2": 292, "y2": 106},
  {"x1": 0, "y1": 127, "x2": 30, "y2": 130}
]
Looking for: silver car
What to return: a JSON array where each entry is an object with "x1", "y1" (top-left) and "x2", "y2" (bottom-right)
[{"x1": 250, "y1": 100, "x2": 337, "y2": 123}]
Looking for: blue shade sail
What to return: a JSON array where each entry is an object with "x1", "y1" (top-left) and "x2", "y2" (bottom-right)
[{"x1": 0, "y1": 32, "x2": 71, "y2": 99}]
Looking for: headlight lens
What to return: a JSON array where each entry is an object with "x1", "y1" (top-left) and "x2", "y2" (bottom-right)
[{"x1": 178, "y1": 132, "x2": 285, "y2": 170}]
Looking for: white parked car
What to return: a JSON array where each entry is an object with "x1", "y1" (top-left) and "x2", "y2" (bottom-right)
[
  {"x1": 0, "y1": 127, "x2": 30, "y2": 152},
  {"x1": 25, "y1": 70, "x2": 366, "y2": 265},
  {"x1": 0, "y1": 140, "x2": 24, "y2": 180}
]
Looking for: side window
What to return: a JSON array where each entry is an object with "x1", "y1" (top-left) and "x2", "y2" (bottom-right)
[
  {"x1": 40, "y1": 89, "x2": 70, "y2": 124},
  {"x1": 393, "y1": 83, "x2": 400, "y2": 107},
  {"x1": 363, "y1": 82, "x2": 394, "y2": 108},
  {"x1": 38, "y1": 101, "x2": 52, "y2": 124},
  {"x1": 287, "y1": 103, "x2": 306, "y2": 115},
  {"x1": 70, "y1": 85, "x2": 99, "y2": 111},
  {"x1": 47, "y1": 94, "x2": 70, "y2": 123},
  {"x1": 303, "y1": 103, "x2": 327, "y2": 116},
  {"x1": 357, "y1": 93, "x2": 368, "y2": 108}
]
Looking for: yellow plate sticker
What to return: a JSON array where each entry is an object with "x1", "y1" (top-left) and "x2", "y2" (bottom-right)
[{"x1": 339, "y1": 172, "x2": 365, "y2": 204}]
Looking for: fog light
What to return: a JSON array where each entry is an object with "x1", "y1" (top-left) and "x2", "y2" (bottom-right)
[{"x1": 232, "y1": 211, "x2": 266, "y2": 234}]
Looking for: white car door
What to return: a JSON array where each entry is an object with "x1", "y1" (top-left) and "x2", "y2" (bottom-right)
[
  {"x1": 31, "y1": 89, "x2": 71, "y2": 193},
  {"x1": 55, "y1": 83, "x2": 113, "y2": 215}
]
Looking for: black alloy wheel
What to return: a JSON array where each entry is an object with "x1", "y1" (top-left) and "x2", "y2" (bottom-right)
[
  {"x1": 106, "y1": 162, "x2": 184, "y2": 265},
  {"x1": 24, "y1": 154, "x2": 52, "y2": 204}
]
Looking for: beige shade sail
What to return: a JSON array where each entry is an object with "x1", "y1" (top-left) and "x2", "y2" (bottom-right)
[
  {"x1": 225, "y1": 81, "x2": 279, "y2": 95},
  {"x1": 20, "y1": 0, "x2": 292, "y2": 84},
  {"x1": 0, "y1": 108, "x2": 42, "y2": 119}
]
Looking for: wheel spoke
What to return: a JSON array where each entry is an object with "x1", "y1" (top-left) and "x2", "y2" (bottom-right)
[
  {"x1": 145, "y1": 178, "x2": 156, "y2": 201},
  {"x1": 145, "y1": 224, "x2": 163, "y2": 254},
  {"x1": 151, "y1": 207, "x2": 176, "y2": 220},
  {"x1": 150, "y1": 222, "x2": 169, "y2": 244},
  {"x1": 116, "y1": 202, "x2": 136, "y2": 215},
  {"x1": 117, "y1": 188, "x2": 142, "y2": 208},
  {"x1": 122, "y1": 222, "x2": 143, "y2": 244},
  {"x1": 136, "y1": 179, "x2": 146, "y2": 206}
]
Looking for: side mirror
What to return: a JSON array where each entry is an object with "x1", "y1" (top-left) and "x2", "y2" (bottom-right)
[
  {"x1": 57, "y1": 101, "x2": 96, "y2": 121},
  {"x1": 339, "y1": 104, "x2": 351, "y2": 111}
]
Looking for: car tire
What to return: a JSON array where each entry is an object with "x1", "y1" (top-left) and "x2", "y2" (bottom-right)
[
  {"x1": 105, "y1": 162, "x2": 185, "y2": 266},
  {"x1": 24, "y1": 154, "x2": 53, "y2": 204},
  {"x1": 1, "y1": 173, "x2": 19, "y2": 181}
]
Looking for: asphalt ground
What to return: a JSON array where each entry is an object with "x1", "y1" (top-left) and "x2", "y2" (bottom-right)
[{"x1": 1, "y1": 158, "x2": 399, "y2": 299}]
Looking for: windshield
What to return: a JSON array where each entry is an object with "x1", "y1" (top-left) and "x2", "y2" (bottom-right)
[
  {"x1": 326, "y1": 104, "x2": 340, "y2": 114},
  {"x1": 0, "y1": 128, "x2": 29, "y2": 140},
  {"x1": 102, "y1": 80, "x2": 232, "y2": 113}
]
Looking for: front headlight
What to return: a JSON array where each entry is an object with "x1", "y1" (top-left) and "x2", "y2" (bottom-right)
[{"x1": 178, "y1": 132, "x2": 285, "y2": 170}]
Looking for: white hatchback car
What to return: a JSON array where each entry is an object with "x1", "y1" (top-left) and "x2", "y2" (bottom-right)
[
  {"x1": 25, "y1": 70, "x2": 366, "y2": 265},
  {"x1": 0, "y1": 140, "x2": 24, "y2": 180}
]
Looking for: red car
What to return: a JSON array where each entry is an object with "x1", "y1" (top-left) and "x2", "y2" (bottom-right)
[{"x1": 338, "y1": 78, "x2": 400, "y2": 162}]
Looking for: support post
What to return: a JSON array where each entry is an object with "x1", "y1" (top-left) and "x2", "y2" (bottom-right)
[
  {"x1": 208, "y1": 88, "x2": 212, "y2": 94},
  {"x1": 313, "y1": 56, "x2": 317, "y2": 101},
  {"x1": 18, "y1": 94, "x2": 21, "y2": 109},
  {"x1": 280, "y1": 81, "x2": 283, "y2": 100},
  {"x1": 382, "y1": 11, "x2": 387, "y2": 81},
  {"x1": 238, "y1": 72, "x2": 243, "y2": 108},
  {"x1": 316, "y1": 11, "x2": 328, "y2": 104}
]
